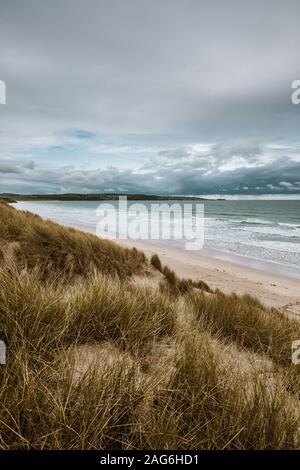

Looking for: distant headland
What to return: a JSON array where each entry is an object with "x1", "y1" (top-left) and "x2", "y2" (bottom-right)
[{"x1": 0, "y1": 193, "x2": 225, "y2": 202}]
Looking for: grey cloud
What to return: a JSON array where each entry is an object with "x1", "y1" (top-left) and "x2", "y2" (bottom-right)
[
  {"x1": 0, "y1": 1, "x2": 300, "y2": 193},
  {"x1": 2, "y1": 144, "x2": 299, "y2": 195},
  {"x1": 0, "y1": 158, "x2": 35, "y2": 174},
  {"x1": 1, "y1": 0, "x2": 300, "y2": 138}
]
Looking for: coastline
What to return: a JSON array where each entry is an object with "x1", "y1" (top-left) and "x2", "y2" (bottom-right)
[
  {"x1": 72, "y1": 223, "x2": 300, "y2": 316},
  {"x1": 10, "y1": 202, "x2": 300, "y2": 316},
  {"x1": 4, "y1": 194, "x2": 300, "y2": 450}
]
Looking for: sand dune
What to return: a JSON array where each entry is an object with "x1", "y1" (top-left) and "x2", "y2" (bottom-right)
[{"x1": 114, "y1": 238, "x2": 300, "y2": 317}]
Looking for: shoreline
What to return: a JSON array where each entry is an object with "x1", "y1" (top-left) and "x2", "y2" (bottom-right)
[
  {"x1": 75, "y1": 225, "x2": 300, "y2": 316},
  {"x1": 10, "y1": 203, "x2": 300, "y2": 316}
]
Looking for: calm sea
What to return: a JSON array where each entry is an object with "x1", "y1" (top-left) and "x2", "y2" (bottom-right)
[{"x1": 14, "y1": 199, "x2": 300, "y2": 274}]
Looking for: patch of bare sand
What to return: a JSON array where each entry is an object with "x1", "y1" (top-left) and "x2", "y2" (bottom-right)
[
  {"x1": 130, "y1": 264, "x2": 164, "y2": 291},
  {"x1": 65, "y1": 342, "x2": 134, "y2": 384}
]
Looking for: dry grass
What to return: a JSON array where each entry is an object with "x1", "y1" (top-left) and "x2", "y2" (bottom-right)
[
  {"x1": 150, "y1": 254, "x2": 162, "y2": 271},
  {"x1": 1, "y1": 202, "x2": 300, "y2": 449},
  {"x1": 187, "y1": 290, "x2": 300, "y2": 370},
  {"x1": 0, "y1": 202, "x2": 145, "y2": 280},
  {"x1": 151, "y1": 253, "x2": 211, "y2": 295}
]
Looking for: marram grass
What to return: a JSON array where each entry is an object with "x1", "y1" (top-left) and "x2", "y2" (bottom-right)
[{"x1": 0, "y1": 202, "x2": 300, "y2": 449}]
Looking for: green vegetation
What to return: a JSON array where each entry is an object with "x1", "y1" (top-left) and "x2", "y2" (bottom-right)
[
  {"x1": 0, "y1": 193, "x2": 221, "y2": 201},
  {"x1": 0, "y1": 201, "x2": 300, "y2": 450},
  {"x1": 0, "y1": 197, "x2": 16, "y2": 204}
]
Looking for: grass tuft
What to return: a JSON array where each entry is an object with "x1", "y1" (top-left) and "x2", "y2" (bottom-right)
[{"x1": 150, "y1": 254, "x2": 162, "y2": 272}]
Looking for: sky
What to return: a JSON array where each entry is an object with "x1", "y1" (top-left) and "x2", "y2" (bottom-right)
[{"x1": 0, "y1": 0, "x2": 300, "y2": 195}]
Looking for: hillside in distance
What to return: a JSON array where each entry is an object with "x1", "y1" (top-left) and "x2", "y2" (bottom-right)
[{"x1": 0, "y1": 193, "x2": 225, "y2": 202}]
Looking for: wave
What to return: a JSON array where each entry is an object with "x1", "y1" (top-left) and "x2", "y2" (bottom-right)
[
  {"x1": 207, "y1": 217, "x2": 273, "y2": 226},
  {"x1": 238, "y1": 218, "x2": 273, "y2": 226},
  {"x1": 278, "y1": 222, "x2": 300, "y2": 229},
  {"x1": 223, "y1": 218, "x2": 300, "y2": 230}
]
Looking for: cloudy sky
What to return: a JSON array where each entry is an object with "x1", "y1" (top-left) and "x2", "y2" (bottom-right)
[{"x1": 0, "y1": 0, "x2": 300, "y2": 195}]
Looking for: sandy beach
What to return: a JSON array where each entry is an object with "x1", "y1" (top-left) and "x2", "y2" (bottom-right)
[
  {"x1": 112, "y1": 237, "x2": 300, "y2": 317},
  {"x1": 11, "y1": 201, "x2": 300, "y2": 318}
]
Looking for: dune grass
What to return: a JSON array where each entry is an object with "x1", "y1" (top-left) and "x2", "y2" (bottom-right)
[
  {"x1": 187, "y1": 290, "x2": 300, "y2": 368},
  {"x1": 151, "y1": 253, "x2": 211, "y2": 295},
  {"x1": 0, "y1": 202, "x2": 145, "y2": 280},
  {"x1": 1, "y1": 271, "x2": 299, "y2": 449},
  {"x1": 0, "y1": 267, "x2": 175, "y2": 356},
  {"x1": 1, "y1": 202, "x2": 300, "y2": 449},
  {"x1": 145, "y1": 329, "x2": 299, "y2": 450},
  {"x1": 150, "y1": 254, "x2": 162, "y2": 271}
]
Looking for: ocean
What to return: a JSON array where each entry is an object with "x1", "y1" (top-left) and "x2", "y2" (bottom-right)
[{"x1": 13, "y1": 199, "x2": 300, "y2": 276}]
